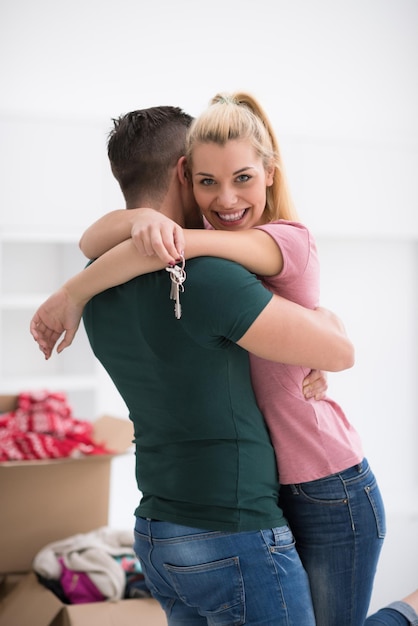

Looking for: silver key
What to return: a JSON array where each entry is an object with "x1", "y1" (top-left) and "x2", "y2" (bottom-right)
[{"x1": 165, "y1": 255, "x2": 186, "y2": 319}]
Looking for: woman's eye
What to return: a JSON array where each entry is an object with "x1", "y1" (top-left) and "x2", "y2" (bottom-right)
[
  {"x1": 201, "y1": 178, "x2": 215, "y2": 186},
  {"x1": 236, "y1": 174, "x2": 250, "y2": 183}
]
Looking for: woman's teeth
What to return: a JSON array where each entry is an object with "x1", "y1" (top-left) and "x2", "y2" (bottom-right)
[{"x1": 217, "y1": 209, "x2": 246, "y2": 222}]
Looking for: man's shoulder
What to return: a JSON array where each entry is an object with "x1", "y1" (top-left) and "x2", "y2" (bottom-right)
[
  {"x1": 183, "y1": 256, "x2": 271, "y2": 312},
  {"x1": 187, "y1": 256, "x2": 249, "y2": 274},
  {"x1": 185, "y1": 256, "x2": 255, "y2": 290}
]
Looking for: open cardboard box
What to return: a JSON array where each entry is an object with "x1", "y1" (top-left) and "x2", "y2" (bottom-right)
[
  {"x1": 0, "y1": 394, "x2": 134, "y2": 574},
  {"x1": 0, "y1": 572, "x2": 167, "y2": 626},
  {"x1": 0, "y1": 395, "x2": 166, "y2": 624}
]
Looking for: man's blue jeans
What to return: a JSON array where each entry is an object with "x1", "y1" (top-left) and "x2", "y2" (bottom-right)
[
  {"x1": 134, "y1": 517, "x2": 315, "y2": 625},
  {"x1": 280, "y1": 458, "x2": 386, "y2": 626}
]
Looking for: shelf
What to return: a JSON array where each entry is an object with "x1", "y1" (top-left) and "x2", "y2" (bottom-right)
[
  {"x1": 0, "y1": 232, "x2": 99, "y2": 421},
  {"x1": 0, "y1": 240, "x2": 86, "y2": 295},
  {"x1": 1, "y1": 310, "x2": 94, "y2": 377},
  {"x1": 0, "y1": 231, "x2": 82, "y2": 243},
  {"x1": 0, "y1": 374, "x2": 98, "y2": 393},
  {"x1": 0, "y1": 294, "x2": 55, "y2": 309}
]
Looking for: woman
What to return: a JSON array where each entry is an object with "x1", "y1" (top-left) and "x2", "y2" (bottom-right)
[
  {"x1": 31, "y1": 93, "x2": 412, "y2": 626},
  {"x1": 181, "y1": 93, "x2": 385, "y2": 626}
]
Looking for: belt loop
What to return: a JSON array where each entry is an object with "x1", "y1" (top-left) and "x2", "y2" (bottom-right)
[{"x1": 290, "y1": 484, "x2": 299, "y2": 495}]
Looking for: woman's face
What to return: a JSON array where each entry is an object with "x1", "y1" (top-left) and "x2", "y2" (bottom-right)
[{"x1": 191, "y1": 139, "x2": 274, "y2": 230}]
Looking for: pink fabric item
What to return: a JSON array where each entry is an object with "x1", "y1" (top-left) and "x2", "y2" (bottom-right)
[
  {"x1": 59, "y1": 558, "x2": 106, "y2": 604},
  {"x1": 0, "y1": 390, "x2": 112, "y2": 461}
]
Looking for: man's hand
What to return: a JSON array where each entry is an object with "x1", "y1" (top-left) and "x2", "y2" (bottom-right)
[
  {"x1": 30, "y1": 287, "x2": 84, "y2": 359},
  {"x1": 131, "y1": 208, "x2": 185, "y2": 265},
  {"x1": 303, "y1": 369, "x2": 328, "y2": 400}
]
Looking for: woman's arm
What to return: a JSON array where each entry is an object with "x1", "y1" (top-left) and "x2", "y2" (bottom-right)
[
  {"x1": 183, "y1": 229, "x2": 283, "y2": 276},
  {"x1": 80, "y1": 227, "x2": 283, "y2": 304},
  {"x1": 79, "y1": 208, "x2": 150, "y2": 258},
  {"x1": 128, "y1": 210, "x2": 284, "y2": 274},
  {"x1": 31, "y1": 234, "x2": 350, "y2": 372},
  {"x1": 80, "y1": 208, "x2": 283, "y2": 277},
  {"x1": 31, "y1": 239, "x2": 165, "y2": 357},
  {"x1": 32, "y1": 226, "x2": 281, "y2": 359},
  {"x1": 31, "y1": 241, "x2": 353, "y2": 373}
]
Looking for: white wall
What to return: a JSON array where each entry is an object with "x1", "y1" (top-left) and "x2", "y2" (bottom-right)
[{"x1": 1, "y1": 0, "x2": 417, "y2": 614}]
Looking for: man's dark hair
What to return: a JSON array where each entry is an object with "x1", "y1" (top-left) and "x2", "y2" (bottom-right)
[{"x1": 107, "y1": 106, "x2": 193, "y2": 206}]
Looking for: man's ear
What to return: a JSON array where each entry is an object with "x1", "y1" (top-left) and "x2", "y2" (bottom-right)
[
  {"x1": 266, "y1": 160, "x2": 275, "y2": 187},
  {"x1": 177, "y1": 156, "x2": 189, "y2": 185}
]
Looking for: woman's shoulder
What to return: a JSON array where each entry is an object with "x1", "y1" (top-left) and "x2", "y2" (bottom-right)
[{"x1": 257, "y1": 219, "x2": 312, "y2": 234}]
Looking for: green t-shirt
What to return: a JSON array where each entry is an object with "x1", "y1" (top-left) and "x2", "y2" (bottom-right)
[{"x1": 83, "y1": 257, "x2": 286, "y2": 531}]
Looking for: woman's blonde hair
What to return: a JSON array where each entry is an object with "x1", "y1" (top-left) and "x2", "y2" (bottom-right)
[{"x1": 185, "y1": 92, "x2": 298, "y2": 221}]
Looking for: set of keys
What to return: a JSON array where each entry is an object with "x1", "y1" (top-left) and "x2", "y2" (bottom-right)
[{"x1": 165, "y1": 254, "x2": 186, "y2": 319}]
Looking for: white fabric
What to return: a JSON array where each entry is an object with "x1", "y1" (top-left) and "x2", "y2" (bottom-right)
[{"x1": 32, "y1": 526, "x2": 135, "y2": 600}]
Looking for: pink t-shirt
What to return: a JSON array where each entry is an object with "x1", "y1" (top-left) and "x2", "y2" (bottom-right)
[{"x1": 251, "y1": 220, "x2": 363, "y2": 483}]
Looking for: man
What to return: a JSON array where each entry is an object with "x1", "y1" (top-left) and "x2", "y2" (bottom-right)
[{"x1": 31, "y1": 106, "x2": 353, "y2": 625}]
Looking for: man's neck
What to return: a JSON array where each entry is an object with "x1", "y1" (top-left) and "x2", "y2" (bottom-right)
[
  {"x1": 125, "y1": 171, "x2": 187, "y2": 226},
  {"x1": 159, "y1": 196, "x2": 186, "y2": 227}
]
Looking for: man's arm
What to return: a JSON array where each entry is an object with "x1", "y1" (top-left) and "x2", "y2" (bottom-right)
[{"x1": 237, "y1": 297, "x2": 354, "y2": 373}]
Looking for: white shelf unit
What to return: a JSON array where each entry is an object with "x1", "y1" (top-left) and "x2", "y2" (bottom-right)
[{"x1": 0, "y1": 231, "x2": 99, "y2": 421}]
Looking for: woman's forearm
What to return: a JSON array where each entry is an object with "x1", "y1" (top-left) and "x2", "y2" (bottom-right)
[
  {"x1": 79, "y1": 209, "x2": 147, "y2": 259},
  {"x1": 66, "y1": 239, "x2": 165, "y2": 304},
  {"x1": 184, "y1": 229, "x2": 282, "y2": 275}
]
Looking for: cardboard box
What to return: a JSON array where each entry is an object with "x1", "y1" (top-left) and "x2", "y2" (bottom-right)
[
  {"x1": 0, "y1": 574, "x2": 24, "y2": 603},
  {"x1": 0, "y1": 572, "x2": 167, "y2": 626},
  {"x1": 0, "y1": 396, "x2": 134, "y2": 574},
  {"x1": 0, "y1": 395, "x2": 19, "y2": 413}
]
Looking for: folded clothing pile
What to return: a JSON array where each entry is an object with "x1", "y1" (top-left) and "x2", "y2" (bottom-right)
[
  {"x1": 33, "y1": 527, "x2": 150, "y2": 603},
  {"x1": 0, "y1": 390, "x2": 112, "y2": 461}
]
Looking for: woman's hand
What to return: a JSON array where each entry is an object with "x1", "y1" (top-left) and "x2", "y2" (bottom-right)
[
  {"x1": 131, "y1": 208, "x2": 185, "y2": 265},
  {"x1": 303, "y1": 369, "x2": 328, "y2": 400},
  {"x1": 30, "y1": 287, "x2": 85, "y2": 359}
]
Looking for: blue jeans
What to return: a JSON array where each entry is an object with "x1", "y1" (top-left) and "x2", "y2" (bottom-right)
[
  {"x1": 134, "y1": 517, "x2": 315, "y2": 625},
  {"x1": 366, "y1": 602, "x2": 418, "y2": 625},
  {"x1": 279, "y1": 458, "x2": 386, "y2": 626}
]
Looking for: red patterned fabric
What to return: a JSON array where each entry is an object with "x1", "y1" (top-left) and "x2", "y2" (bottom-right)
[{"x1": 0, "y1": 390, "x2": 112, "y2": 461}]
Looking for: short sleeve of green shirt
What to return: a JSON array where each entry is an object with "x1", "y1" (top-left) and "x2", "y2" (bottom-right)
[{"x1": 178, "y1": 257, "x2": 273, "y2": 347}]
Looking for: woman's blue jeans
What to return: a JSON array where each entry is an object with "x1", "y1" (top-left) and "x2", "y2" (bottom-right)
[
  {"x1": 366, "y1": 602, "x2": 418, "y2": 625},
  {"x1": 279, "y1": 458, "x2": 386, "y2": 626},
  {"x1": 134, "y1": 517, "x2": 315, "y2": 625}
]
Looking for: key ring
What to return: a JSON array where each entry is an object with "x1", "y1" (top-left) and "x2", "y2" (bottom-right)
[
  {"x1": 165, "y1": 254, "x2": 186, "y2": 319},
  {"x1": 166, "y1": 254, "x2": 186, "y2": 287}
]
